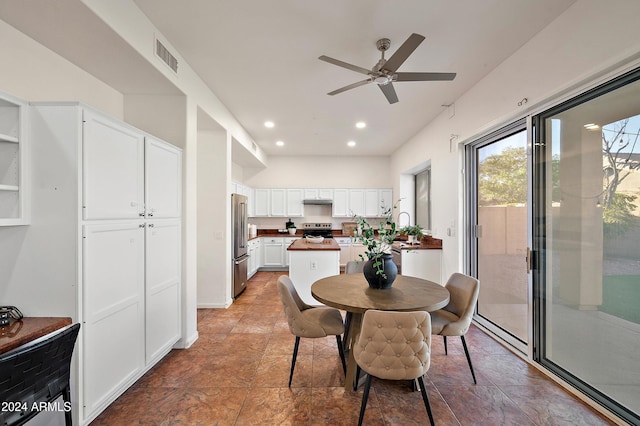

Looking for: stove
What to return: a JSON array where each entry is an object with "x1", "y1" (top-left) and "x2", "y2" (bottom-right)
[{"x1": 301, "y1": 223, "x2": 333, "y2": 238}]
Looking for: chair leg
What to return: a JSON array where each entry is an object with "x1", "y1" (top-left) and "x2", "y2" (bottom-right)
[
  {"x1": 417, "y1": 376, "x2": 435, "y2": 426},
  {"x1": 344, "y1": 311, "x2": 352, "y2": 343},
  {"x1": 357, "y1": 374, "x2": 373, "y2": 426},
  {"x1": 336, "y1": 335, "x2": 346, "y2": 375},
  {"x1": 354, "y1": 365, "x2": 361, "y2": 391},
  {"x1": 460, "y1": 335, "x2": 477, "y2": 384},
  {"x1": 288, "y1": 336, "x2": 300, "y2": 387},
  {"x1": 63, "y1": 386, "x2": 73, "y2": 426},
  {"x1": 443, "y1": 335, "x2": 448, "y2": 355}
]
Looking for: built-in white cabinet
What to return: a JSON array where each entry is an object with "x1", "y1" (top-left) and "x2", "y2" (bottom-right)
[
  {"x1": 253, "y1": 188, "x2": 270, "y2": 216},
  {"x1": 248, "y1": 238, "x2": 262, "y2": 278},
  {"x1": 0, "y1": 92, "x2": 28, "y2": 225},
  {"x1": 82, "y1": 222, "x2": 145, "y2": 417},
  {"x1": 262, "y1": 237, "x2": 285, "y2": 266},
  {"x1": 336, "y1": 236, "x2": 367, "y2": 267},
  {"x1": 304, "y1": 188, "x2": 333, "y2": 200},
  {"x1": 270, "y1": 189, "x2": 286, "y2": 216},
  {"x1": 349, "y1": 189, "x2": 365, "y2": 217},
  {"x1": 286, "y1": 189, "x2": 304, "y2": 217},
  {"x1": 284, "y1": 237, "x2": 299, "y2": 266},
  {"x1": 25, "y1": 102, "x2": 183, "y2": 424},
  {"x1": 332, "y1": 189, "x2": 349, "y2": 217},
  {"x1": 379, "y1": 189, "x2": 393, "y2": 215},
  {"x1": 400, "y1": 249, "x2": 442, "y2": 284},
  {"x1": 145, "y1": 219, "x2": 181, "y2": 364}
]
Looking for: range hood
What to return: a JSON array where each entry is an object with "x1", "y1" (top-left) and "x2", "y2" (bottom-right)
[{"x1": 302, "y1": 199, "x2": 332, "y2": 205}]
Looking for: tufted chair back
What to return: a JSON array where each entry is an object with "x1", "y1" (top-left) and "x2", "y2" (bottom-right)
[{"x1": 353, "y1": 309, "x2": 431, "y2": 381}]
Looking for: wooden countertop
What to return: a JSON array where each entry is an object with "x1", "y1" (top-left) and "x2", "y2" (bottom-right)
[
  {"x1": 287, "y1": 238, "x2": 340, "y2": 251},
  {"x1": 392, "y1": 236, "x2": 443, "y2": 250},
  {"x1": 0, "y1": 317, "x2": 72, "y2": 355}
]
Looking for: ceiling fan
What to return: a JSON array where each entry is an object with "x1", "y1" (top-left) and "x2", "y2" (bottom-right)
[{"x1": 319, "y1": 33, "x2": 456, "y2": 104}]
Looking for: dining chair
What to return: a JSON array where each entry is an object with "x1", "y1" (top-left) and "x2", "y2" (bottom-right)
[
  {"x1": 353, "y1": 309, "x2": 435, "y2": 426},
  {"x1": 430, "y1": 272, "x2": 480, "y2": 384},
  {"x1": 0, "y1": 322, "x2": 81, "y2": 426},
  {"x1": 277, "y1": 275, "x2": 346, "y2": 386}
]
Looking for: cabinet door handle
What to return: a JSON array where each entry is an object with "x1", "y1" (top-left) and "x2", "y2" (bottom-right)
[
  {"x1": 139, "y1": 224, "x2": 146, "y2": 228},
  {"x1": 148, "y1": 212, "x2": 154, "y2": 217},
  {"x1": 148, "y1": 223, "x2": 155, "y2": 228}
]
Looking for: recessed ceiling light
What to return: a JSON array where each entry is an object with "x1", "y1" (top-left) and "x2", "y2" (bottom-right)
[
  {"x1": 276, "y1": 140, "x2": 284, "y2": 146},
  {"x1": 355, "y1": 122, "x2": 366, "y2": 129},
  {"x1": 584, "y1": 123, "x2": 600, "y2": 131},
  {"x1": 347, "y1": 140, "x2": 356, "y2": 147},
  {"x1": 264, "y1": 121, "x2": 275, "y2": 128}
]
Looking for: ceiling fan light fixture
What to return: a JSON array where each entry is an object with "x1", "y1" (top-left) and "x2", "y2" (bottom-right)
[{"x1": 374, "y1": 75, "x2": 392, "y2": 85}]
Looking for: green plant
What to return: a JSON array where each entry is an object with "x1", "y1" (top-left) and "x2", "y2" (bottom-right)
[
  {"x1": 353, "y1": 202, "x2": 399, "y2": 279},
  {"x1": 399, "y1": 224, "x2": 424, "y2": 238}
]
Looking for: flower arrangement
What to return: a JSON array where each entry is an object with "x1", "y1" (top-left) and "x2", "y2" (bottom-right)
[{"x1": 353, "y1": 202, "x2": 399, "y2": 279}]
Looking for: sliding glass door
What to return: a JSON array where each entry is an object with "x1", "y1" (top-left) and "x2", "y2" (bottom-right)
[
  {"x1": 533, "y1": 69, "x2": 640, "y2": 423},
  {"x1": 467, "y1": 120, "x2": 530, "y2": 352}
]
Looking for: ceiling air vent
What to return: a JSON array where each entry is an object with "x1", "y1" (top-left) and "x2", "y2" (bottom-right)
[{"x1": 155, "y1": 38, "x2": 178, "y2": 73}]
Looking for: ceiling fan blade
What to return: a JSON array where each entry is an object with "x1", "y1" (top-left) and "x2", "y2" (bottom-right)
[
  {"x1": 379, "y1": 83, "x2": 399, "y2": 104},
  {"x1": 383, "y1": 33, "x2": 426, "y2": 72},
  {"x1": 395, "y1": 72, "x2": 457, "y2": 81},
  {"x1": 327, "y1": 79, "x2": 371, "y2": 96},
  {"x1": 319, "y1": 55, "x2": 371, "y2": 75}
]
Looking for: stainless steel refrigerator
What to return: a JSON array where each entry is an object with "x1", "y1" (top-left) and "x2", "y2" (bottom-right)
[{"x1": 231, "y1": 193, "x2": 249, "y2": 298}]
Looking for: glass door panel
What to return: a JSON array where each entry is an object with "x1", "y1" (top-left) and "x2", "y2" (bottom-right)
[
  {"x1": 535, "y1": 70, "x2": 640, "y2": 423},
  {"x1": 475, "y1": 130, "x2": 529, "y2": 344}
]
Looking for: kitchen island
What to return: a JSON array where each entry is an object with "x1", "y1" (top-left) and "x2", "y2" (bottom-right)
[{"x1": 287, "y1": 238, "x2": 340, "y2": 306}]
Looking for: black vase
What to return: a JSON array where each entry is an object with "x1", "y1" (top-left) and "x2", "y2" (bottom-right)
[{"x1": 363, "y1": 254, "x2": 397, "y2": 289}]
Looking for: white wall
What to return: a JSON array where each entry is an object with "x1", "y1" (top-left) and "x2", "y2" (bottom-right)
[
  {"x1": 0, "y1": 19, "x2": 123, "y2": 115},
  {"x1": 197, "y1": 130, "x2": 232, "y2": 308},
  {"x1": 390, "y1": 0, "x2": 640, "y2": 281},
  {"x1": 245, "y1": 156, "x2": 391, "y2": 188}
]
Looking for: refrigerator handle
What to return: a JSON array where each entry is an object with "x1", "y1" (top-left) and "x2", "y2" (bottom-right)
[{"x1": 240, "y1": 201, "x2": 247, "y2": 248}]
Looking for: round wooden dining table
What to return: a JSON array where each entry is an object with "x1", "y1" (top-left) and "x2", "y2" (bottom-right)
[{"x1": 311, "y1": 273, "x2": 450, "y2": 391}]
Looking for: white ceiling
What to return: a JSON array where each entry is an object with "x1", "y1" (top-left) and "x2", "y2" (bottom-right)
[{"x1": 133, "y1": 0, "x2": 576, "y2": 157}]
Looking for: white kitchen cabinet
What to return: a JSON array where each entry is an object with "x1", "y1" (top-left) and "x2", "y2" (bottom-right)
[
  {"x1": 248, "y1": 238, "x2": 262, "y2": 278},
  {"x1": 0, "y1": 92, "x2": 28, "y2": 225},
  {"x1": 332, "y1": 189, "x2": 349, "y2": 217},
  {"x1": 304, "y1": 188, "x2": 333, "y2": 200},
  {"x1": 286, "y1": 188, "x2": 304, "y2": 217},
  {"x1": 253, "y1": 188, "x2": 269, "y2": 216},
  {"x1": 146, "y1": 137, "x2": 182, "y2": 218},
  {"x1": 364, "y1": 189, "x2": 379, "y2": 217},
  {"x1": 284, "y1": 237, "x2": 300, "y2": 266},
  {"x1": 349, "y1": 189, "x2": 365, "y2": 217},
  {"x1": 262, "y1": 237, "x2": 285, "y2": 266},
  {"x1": 20, "y1": 102, "x2": 183, "y2": 425},
  {"x1": 145, "y1": 219, "x2": 181, "y2": 364},
  {"x1": 270, "y1": 188, "x2": 286, "y2": 216},
  {"x1": 82, "y1": 222, "x2": 145, "y2": 418},
  {"x1": 401, "y1": 249, "x2": 442, "y2": 284},
  {"x1": 379, "y1": 189, "x2": 393, "y2": 215},
  {"x1": 351, "y1": 241, "x2": 367, "y2": 262},
  {"x1": 336, "y1": 237, "x2": 352, "y2": 267},
  {"x1": 83, "y1": 109, "x2": 145, "y2": 220}
]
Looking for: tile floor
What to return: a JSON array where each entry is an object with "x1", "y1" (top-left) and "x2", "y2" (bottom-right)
[{"x1": 91, "y1": 272, "x2": 613, "y2": 425}]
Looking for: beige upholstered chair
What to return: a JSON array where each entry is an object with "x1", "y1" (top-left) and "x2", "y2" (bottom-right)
[
  {"x1": 353, "y1": 310, "x2": 435, "y2": 426},
  {"x1": 430, "y1": 272, "x2": 480, "y2": 384},
  {"x1": 277, "y1": 275, "x2": 346, "y2": 386},
  {"x1": 345, "y1": 260, "x2": 364, "y2": 274}
]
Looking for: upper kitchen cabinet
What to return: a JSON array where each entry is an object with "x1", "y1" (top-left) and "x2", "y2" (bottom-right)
[
  {"x1": 145, "y1": 136, "x2": 182, "y2": 219},
  {"x1": 0, "y1": 92, "x2": 28, "y2": 225},
  {"x1": 379, "y1": 189, "x2": 393, "y2": 215},
  {"x1": 304, "y1": 188, "x2": 333, "y2": 200},
  {"x1": 332, "y1": 189, "x2": 349, "y2": 217},
  {"x1": 349, "y1": 189, "x2": 365, "y2": 217},
  {"x1": 364, "y1": 189, "x2": 380, "y2": 217},
  {"x1": 83, "y1": 109, "x2": 145, "y2": 220},
  {"x1": 286, "y1": 189, "x2": 304, "y2": 217},
  {"x1": 269, "y1": 188, "x2": 286, "y2": 216},
  {"x1": 253, "y1": 188, "x2": 269, "y2": 216}
]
